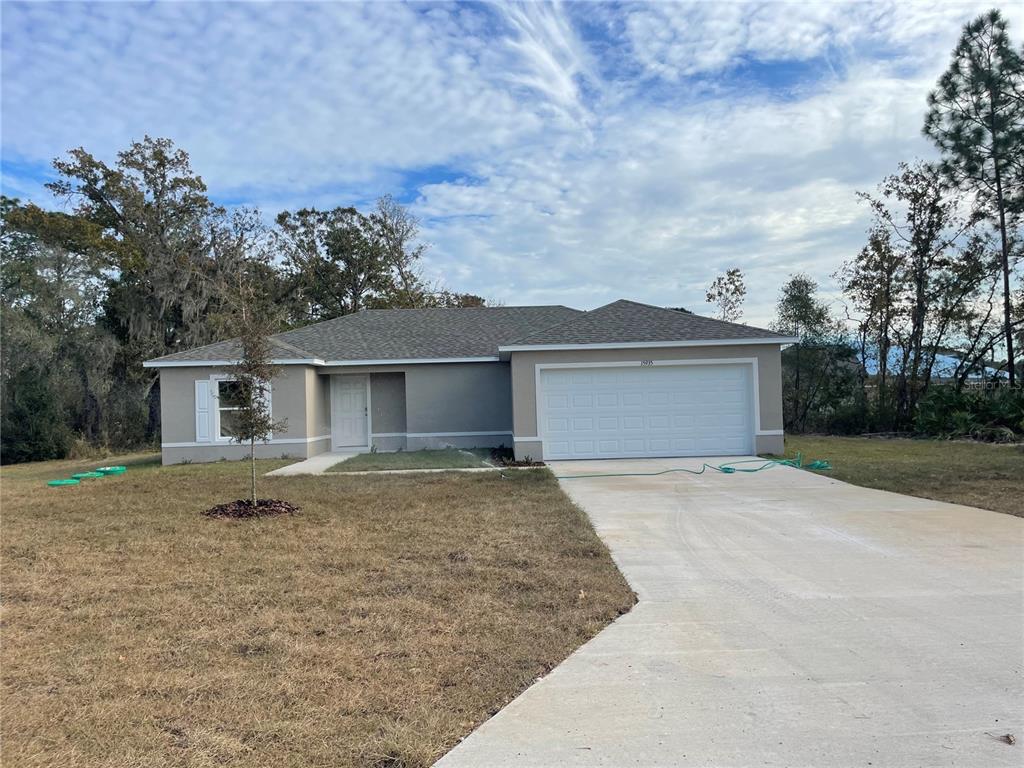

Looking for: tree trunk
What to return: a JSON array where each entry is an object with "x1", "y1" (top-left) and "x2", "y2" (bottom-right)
[
  {"x1": 988, "y1": 87, "x2": 1016, "y2": 388},
  {"x1": 146, "y1": 376, "x2": 161, "y2": 442},
  {"x1": 251, "y1": 437, "x2": 257, "y2": 507},
  {"x1": 993, "y1": 170, "x2": 1016, "y2": 387},
  {"x1": 794, "y1": 342, "x2": 801, "y2": 432}
]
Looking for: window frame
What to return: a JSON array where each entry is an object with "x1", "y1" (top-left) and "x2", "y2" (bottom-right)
[{"x1": 210, "y1": 374, "x2": 273, "y2": 443}]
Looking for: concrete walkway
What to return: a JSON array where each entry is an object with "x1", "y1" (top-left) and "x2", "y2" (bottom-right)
[
  {"x1": 437, "y1": 457, "x2": 1023, "y2": 767},
  {"x1": 264, "y1": 451, "x2": 357, "y2": 476}
]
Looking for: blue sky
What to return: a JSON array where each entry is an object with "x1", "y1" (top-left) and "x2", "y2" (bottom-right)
[{"x1": 2, "y1": 1, "x2": 1019, "y2": 324}]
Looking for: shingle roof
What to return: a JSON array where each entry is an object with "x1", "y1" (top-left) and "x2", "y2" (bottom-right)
[
  {"x1": 149, "y1": 337, "x2": 318, "y2": 363},
  {"x1": 146, "y1": 305, "x2": 582, "y2": 364},
  {"x1": 502, "y1": 299, "x2": 787, "y2": 347},
  {"x1": 145, "y1": 300, "x2": 792, "y2": 366}
]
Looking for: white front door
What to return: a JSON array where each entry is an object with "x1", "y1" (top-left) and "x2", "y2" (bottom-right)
[
  {"x1": 331, "y1": 375, "x2": 368, "y2": 448},
  {"x1": 539, "y1": 363, "x2": 753, "y2": 460}
]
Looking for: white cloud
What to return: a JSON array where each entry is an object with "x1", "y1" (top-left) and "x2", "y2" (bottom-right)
[
  {"x1": 2, "y1": 0, "x2": 1021, "y2": 326},
  {"x1": 1, "y1": 2, "x2": 539, "y2": 192}
]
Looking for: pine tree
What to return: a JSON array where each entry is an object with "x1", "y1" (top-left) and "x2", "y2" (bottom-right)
[{"x1": 924, "y1": 9, "x2": 1024, "y2": 385}]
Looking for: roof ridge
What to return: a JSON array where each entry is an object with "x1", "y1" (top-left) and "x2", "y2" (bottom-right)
[
  {"x1": 269, "y1": 335, "x2": 319, "y2": 358},
  {"x1": 359, "y1": 304, "x2": 577, "y2": 312},
  {"x1": 501, "y1": 298, "x2": 788, "y2": 347},
  {"x1": 618, "y1": 297, "x2": 778, "y2": 335},
  {"x1": 506, "y1": 303, "x2": 598, "y2": 345},
  {"x1": 147, "y1": 337, "x2": 241, "y2": 362}
]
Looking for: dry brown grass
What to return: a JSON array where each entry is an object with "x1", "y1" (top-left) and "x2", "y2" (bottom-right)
[{"x1": 1, "y1": 455, "x2": 634, "y2": 767}]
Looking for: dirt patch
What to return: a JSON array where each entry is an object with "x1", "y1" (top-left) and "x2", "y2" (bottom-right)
[
  {"x1": 202, "y1": 498, "x2": 300, "y2": 519},
  {"x1": 488, "y1": 447, "x2": 545, "y2": 468}
]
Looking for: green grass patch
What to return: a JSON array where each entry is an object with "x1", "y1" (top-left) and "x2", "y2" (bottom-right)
[
  {"x1": 329, "y1": 448, "x2": 491, "y2": 472},
  {"x1": 769, "y1": 435, "x2": 1024, "y2": 517}
]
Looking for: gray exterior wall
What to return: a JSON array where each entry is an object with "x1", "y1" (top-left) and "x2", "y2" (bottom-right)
[
  {"x1": 509, "y1": 345, "x2": 785, "y2": 460},
  {"x1": 319, "y1": 362, "x2": 513, "y2": 451},
  {"x1": 158, "y1": 364, "x2": 328, "y2": 464},
  {"x1": 158, "y1": 348, "x2": 779, "y2": 465},
  {"x1": 306, "y1": 367, "x2": 331, "y2": 456},
  {"x1": 368, "y1": 372, "x2": 407, "y2": 451}
]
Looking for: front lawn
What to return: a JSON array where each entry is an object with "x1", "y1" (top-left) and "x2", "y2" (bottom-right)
[
  {"x1": 329, "y1": 448, "x2": 491, "y2": 472},
  {"x1": 774, "y1": 435, "x2": 1024, "y2": 517},
  {"x1": 1, "y1": 456, "x2": 633, "y2": 767}
]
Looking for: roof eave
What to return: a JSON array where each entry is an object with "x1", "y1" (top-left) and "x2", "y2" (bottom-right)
[
  {"x1": 142, "y1": 357, "x2": 327, "y2": 369},
  {"x1": 142, "y1": 355, "x2": 503, "y2": 369},
  {"x1": 498, "y1": 337, "x2": 799, "y2": 353}
]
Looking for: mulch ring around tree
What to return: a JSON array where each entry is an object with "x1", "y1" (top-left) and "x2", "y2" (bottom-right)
[{"x1": 202, "y1": 499, "x2": 300, "y2": 519}]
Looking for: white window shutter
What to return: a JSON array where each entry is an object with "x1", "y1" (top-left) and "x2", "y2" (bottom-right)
[
  {"x1": 262, "y1": 380, "x2": 273, "y2": 439},
  {"x1": 195, "y1": 379, "x2": 211, "y2": 442}
]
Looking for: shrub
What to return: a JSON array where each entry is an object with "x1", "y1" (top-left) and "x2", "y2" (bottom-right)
[
  {"x1": 0, "y1": 366, "x2": 73, "y2": 463},
  {"x1": 914, "y1": 386, "x2": 1024, "y2": 441}
]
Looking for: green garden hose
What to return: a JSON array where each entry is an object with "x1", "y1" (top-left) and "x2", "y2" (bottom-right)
[{"x1": 554, "y1": 452, "x2": 832, "y2": 480}]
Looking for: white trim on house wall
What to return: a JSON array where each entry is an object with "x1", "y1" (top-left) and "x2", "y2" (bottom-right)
[
  {"x1": 146, "y1": 356, "x2": 501, "y2": 369},
  {"x1": 163, "y1": 435, "x2": 330, "y2": 449},
  {"x1": 369, "y1": 430, "x2": 512, "y2": 439},
  {"x1": 532, "y1": 358, "x2": 765, "y2": 459},
  {"x1": 210, "y1": 374, "x2": 235, "y2": 444},
  {"x1": 323, "y1": 356, "x2": 500, "y2": 366},
  {"x1": 205, "y1": 373, "x2": 274, "y2": 444},
  {"x1": 146, "y1": 358, "x2": 326, "y2": 368},
  {"x1": 499, "y1": 337, "x2": 797, "y2": 353}
]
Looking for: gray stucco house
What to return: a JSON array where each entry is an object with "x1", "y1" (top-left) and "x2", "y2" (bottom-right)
[{"x1": 144, "y1": 299, "x2": 796, "y2": 465}]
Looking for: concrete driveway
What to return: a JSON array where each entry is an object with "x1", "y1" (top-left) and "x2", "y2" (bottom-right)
[{"x1": 437, "y1": 457, "x2": 1023, "y2": 767}]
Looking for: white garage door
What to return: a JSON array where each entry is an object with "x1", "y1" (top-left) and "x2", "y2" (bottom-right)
[{"x1": 539, "y1": 363, "x2": 753, "y2": 460}]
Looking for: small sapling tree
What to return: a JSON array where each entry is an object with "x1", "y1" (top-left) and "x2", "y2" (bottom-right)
[{"x1": 221, "y1": 267, "x2": 288, "y2": 510}]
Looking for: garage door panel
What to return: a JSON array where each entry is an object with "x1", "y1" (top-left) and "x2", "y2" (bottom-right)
[
  {"x1": 646, "y1": 414, "x2": 670, "y2": 429},
  {"x1": 547, "y1": 417, "x2": 569, "y2": 432},
  {"x1": 540, "y1": 364, "x2": 753, "y2": 460},
  {"x1": 547, "y1": 440, "x2": 569, "y2": 454},
  {"x1": 671, "y1": 437, "x2": 697, "y2": 451},
  {"x1": 648, "y1": 391, "x2": 670, "y2": 406},
  {"x1": 546, "y1": 393, "x2": 569, "y2": 409}
]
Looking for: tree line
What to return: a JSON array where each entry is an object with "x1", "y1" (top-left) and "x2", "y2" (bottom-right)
[
  {"x1": 1, "y1": 9, "x2": 1020, "y2": 463},
  {"x1": 1, "y1": 137, "x2": 482, "y2": 463},
  {"x1": 772, "y1": 10, "x2": 1022, "y2": 438}
]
